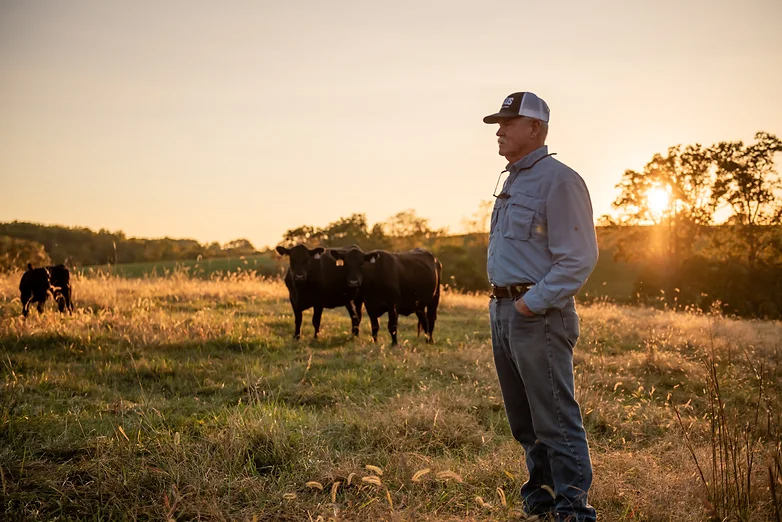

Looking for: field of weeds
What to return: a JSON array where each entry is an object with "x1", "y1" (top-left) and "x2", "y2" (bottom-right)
[{"x1": 1, "y1": 272, "x2": 781, "y2": 521}]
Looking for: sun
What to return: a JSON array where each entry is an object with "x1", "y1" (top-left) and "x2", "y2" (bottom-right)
[{"x1": 646, "y1": 186, "x2": 671, "y2": 218}]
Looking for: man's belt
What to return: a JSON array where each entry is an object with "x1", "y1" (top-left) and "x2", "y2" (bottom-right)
[{"x1": 490, "y1": 283, "x2": 533, "y2": 300}]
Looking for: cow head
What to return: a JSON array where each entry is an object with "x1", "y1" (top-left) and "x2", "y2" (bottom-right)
[
  {"x1": 276, "y1": 245, "x2": 324, "y2": 282},
  {"x1": 329, "y1": 249, "x2": 381, "y2": 288}
]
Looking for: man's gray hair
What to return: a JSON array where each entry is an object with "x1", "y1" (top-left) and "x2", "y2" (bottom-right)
[{"x1": 538, "y1": 120, "x2": 549, "y2": 143}]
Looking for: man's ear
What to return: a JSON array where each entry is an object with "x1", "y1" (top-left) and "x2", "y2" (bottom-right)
[
  {"x1": 530, "y1": 118, "x2": 542, "y2": 139},
  {"x1": 276, "y1": 246, "x2": 289, "y2": 256}
]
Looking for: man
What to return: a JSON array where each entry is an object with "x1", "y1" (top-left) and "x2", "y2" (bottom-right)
[{"x1": 483, "y1": 92, "x2": 599, "y2": 522}]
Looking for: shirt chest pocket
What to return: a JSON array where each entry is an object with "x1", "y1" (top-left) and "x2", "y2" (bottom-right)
[{"x1": 502, "y1": 193, "x2": 546, "y2": 241}]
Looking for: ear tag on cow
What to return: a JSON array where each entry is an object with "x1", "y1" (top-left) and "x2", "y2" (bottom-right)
[
  {"x1": 370, "y1": 257, "x2": 377, "y2": 264},
  {"x1": 314, "y1": 252, "x2": 322, "y2": 259},
  {"x1": 335, "y1": 259, "x2": 344, "y2": 266}
]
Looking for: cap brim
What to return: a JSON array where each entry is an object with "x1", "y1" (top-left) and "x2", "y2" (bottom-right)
[{"x1": 482, "y1": 110, "x2": 521, "y2": 124}]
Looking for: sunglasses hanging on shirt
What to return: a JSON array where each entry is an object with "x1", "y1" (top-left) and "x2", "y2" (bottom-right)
[{"x1": 492, "y1": 153, "x2": 557, "y2": 200}]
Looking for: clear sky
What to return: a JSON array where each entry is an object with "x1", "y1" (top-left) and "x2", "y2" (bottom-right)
[{"x1": 1, "y1": 0, "x2": 780, "y2": 248}]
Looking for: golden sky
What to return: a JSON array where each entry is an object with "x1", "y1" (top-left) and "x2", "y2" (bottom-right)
[{"x1": 1, "y1": 0, "x2": 781, "y2": 248}]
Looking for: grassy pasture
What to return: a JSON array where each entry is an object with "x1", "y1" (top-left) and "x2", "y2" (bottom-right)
[
  {"x1": 80, "y1": 253, "x2": 283, "y2": 280},
  {"x1": 1, "y1": 272, "x2": 780, "y2": 521}
]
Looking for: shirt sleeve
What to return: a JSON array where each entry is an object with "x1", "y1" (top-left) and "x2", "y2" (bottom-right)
[{"x1": 523, "y1": 176, "x2": 599, "y2": 313}]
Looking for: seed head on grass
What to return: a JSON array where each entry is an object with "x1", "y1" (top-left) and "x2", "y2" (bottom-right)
[
  {"x1": 475, "y1": 496, "x2": 491, "y2": 509},
  {"x1": 361, "y1": 475, "x2": 382, "y2": 487},
  {"x1": 436, "y1": 470, "x2": 463, "y2": 483},
  {"x1": 305, "y1": 481, "x2": 324, "y2": 491},
  {"x1": 541, "y1": 485, "x2": 555, "y2": 499},
  {"x1": 497, "y1": 487, "x2": 507, "y2": 507},
  {"x1": 412, "y1": 468, "x2": 431, "y2": 482}
]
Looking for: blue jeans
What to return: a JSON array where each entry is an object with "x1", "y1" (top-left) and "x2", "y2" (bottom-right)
[{"x1": 490, "y1": 297, "x2": 596, "y2": 522}]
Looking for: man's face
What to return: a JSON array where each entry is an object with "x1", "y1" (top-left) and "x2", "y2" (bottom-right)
[{"x1": 496, "y1": 116, "x2": 536, "y2": 163}]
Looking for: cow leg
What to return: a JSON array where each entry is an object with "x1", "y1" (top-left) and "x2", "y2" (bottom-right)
[
  {"x1": 65, "y1": 285, "x2": 73, "y2": 313},
  {"x1": 346, "y1": 302, "x2": 360, "y2": 337},
  {"x1": 415, "y1": 309, "x2": 428, "y2": 340},
  {"x1": 425, "y1": 305, "x2": 437, "y2": 343},
  {"x1": 388, "y1": 306, "x2": 399, "y2": 346},
  {"x1": 312, "y1": 306, "x2": 323, "y2": 340},
  {"x1": 354, "y1": 300, "x2": 363, "y2": 335},
  {"x1": 293, "y1": 308, "x2": 303, "y2": 340},
  {"x1": 37, "y1": 291, "x2": 49, "y2": 314},
  {"x1": 56, "y1": 292, "x2": 66, "y2": 313},
  {"x1": 21, "y1": 290, "x2": 32, "y2": 317},
  {"x1": 370, "y1": 314, "x2": 380, "y2": 342}
]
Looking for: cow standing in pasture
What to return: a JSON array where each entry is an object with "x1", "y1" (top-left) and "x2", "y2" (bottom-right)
[
  {"x1": 276, "y1": 244, "x2": 363, "y2": 340},
  {"x1": 330, "y1": 247, "x2": 441, "y2": 345},
  {"x1": 19, "y1": 263, "x2": 74, "y2": 317}
]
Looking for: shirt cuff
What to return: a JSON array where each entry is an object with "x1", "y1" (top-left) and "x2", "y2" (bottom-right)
[{"x1": 522, "y1": 288, "x2": 547, "y2": 314}]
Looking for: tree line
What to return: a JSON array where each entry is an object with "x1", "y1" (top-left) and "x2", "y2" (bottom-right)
[
  {"x1": 0, "y1": 221, "x2": 259, "y2": 271},
  {"x1": 606, "y1": 131, "x2": 782, "y2": 318}
]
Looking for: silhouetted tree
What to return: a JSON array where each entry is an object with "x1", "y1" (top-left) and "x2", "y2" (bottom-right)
[
  {"x1": 710, "y1": 131, "x2": 782, "y2": 268},
  {"x1": 223, "y1": 238, "x2": 256, "y2": 256}
]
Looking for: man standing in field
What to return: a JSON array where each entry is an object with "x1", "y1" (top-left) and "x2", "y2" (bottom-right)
[{"x1": 483, "y1": 92, "x2": 599, "y2": 522}]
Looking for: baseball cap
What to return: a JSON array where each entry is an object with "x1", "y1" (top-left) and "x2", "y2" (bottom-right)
[{"x1": 483, "y1": 92, "x2": 550, "y2": 124}]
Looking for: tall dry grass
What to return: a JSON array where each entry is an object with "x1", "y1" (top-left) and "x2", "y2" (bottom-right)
[{"x1": 0, "y1": 271, "x2": 780, "y2": 520}]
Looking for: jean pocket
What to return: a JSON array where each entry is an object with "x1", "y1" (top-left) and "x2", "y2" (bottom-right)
[{"x1": 559, "y1": 309, "x2": 580, "y2": 347}]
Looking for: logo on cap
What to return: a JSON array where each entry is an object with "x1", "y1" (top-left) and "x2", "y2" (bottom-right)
[{"x1": 502, "y1": 96, "x2": 514, "y2": 108}]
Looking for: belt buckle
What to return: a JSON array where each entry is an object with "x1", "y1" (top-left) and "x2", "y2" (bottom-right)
[{"x1": 511, "y1": 284, "x2": 529, "y2": 299}]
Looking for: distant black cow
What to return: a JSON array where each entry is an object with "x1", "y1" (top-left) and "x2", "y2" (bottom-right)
[
  {"x1": 330, "y1": 247, "x2": 441, "y2": 345},
  {"x1": 276, "y1": 244, "x2": 363, "y2": 340},
  {"x1": 19, "y1": 263, "x2": 74, "y2": 317}
]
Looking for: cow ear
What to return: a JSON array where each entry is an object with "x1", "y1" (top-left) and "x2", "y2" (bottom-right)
[
  {"x1": 275, "y1": 246, "x2": 289, "y2": 256},
  {"x1": 311, "y1": 247, "x2": 325, "y2": 259},
  {"x1": 364, "y1": 252, "x2": 380, "y2": 264},
  {"x1": 329, "y1": 249, "x2": 344, "y2": 261}
]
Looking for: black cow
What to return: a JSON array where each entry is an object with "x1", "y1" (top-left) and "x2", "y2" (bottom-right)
[
  {"x1": 276, "y1": 244, "x2": 363, "y2": 340},
  {"x1": 330, "y1": 247, "x2": 441, "y2": 345},
  {"x1": 19, "y1": 263, "x2": 74, "y2": 317}
]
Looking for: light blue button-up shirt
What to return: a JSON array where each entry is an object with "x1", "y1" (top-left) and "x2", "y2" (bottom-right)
[{"x1": 487, "y1": 145, "x2": 599, "y2": 313}]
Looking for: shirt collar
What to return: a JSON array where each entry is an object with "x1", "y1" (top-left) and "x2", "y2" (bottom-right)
[{"x1": 507, "y1": 145, "x2": 549, "y2": 174}]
